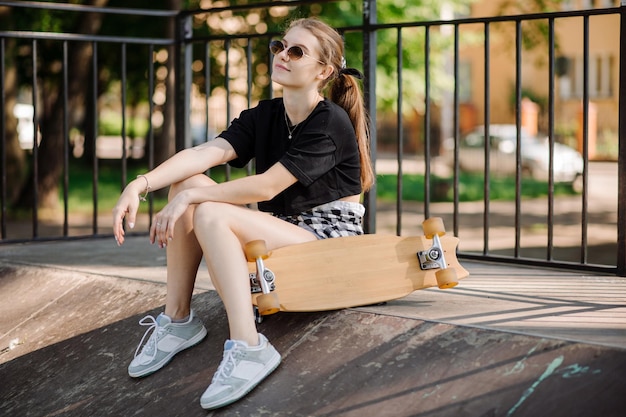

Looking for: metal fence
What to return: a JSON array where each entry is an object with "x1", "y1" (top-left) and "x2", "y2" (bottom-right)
[
  {"x1": 1, "y1": 0, "x2": 624, "y2": 276},
  {"x1": 0, "y1": 0, "x2": 176, "y2": 240}
]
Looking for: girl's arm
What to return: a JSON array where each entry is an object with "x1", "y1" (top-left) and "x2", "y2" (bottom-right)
[
  {"x1": 126, "y1": 138, "x2": 237, "y2": 196},
  {"x1": 150, "y1": 162, "x2": 298, "y2": 246},
  {"x1": 113, "y1": 138, "x2": 237, "y2": 244},
  {"x1": 180, "y1": 162, "x2": 297, "y2": 207}
]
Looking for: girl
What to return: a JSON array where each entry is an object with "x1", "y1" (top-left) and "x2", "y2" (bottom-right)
[{"x1": 112, "y1": 17, "x2": 374, "y2": 410}]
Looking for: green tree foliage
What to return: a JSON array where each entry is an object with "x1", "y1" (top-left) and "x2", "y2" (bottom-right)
[
  {"x1": 6, "y1": 0, "x2": 522, "y2": 213},
  {"x1": 184, "y1": 0, "x2": 475, "y2": 119}
]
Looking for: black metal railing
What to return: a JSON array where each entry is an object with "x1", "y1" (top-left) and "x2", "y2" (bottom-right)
[
  {"x1": 1, "y1": 0, "x2": 624, "y2": 276},
  {"x1": 0, "y1": 1, "x2": 176, "y2": 240}
]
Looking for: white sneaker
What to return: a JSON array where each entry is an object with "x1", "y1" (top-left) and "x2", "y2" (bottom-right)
[
  {"x1": 128, "y1": 310, "x2": 207, "y2": 378},
  {"x1": 200, "y1": 334, "x2": 281, "y2": 410}
]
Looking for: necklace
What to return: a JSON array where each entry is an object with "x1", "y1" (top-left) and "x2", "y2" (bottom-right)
[
  {"x1": 284, "y1": 98, "x2": 321, "y2": 140},
  {"x1": 284, "y1": 110, "x2": 298, "y2": 140}
]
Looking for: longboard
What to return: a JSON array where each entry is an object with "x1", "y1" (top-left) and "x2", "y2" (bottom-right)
[{"x1": 246, "y1": 217, "x2": 468, "y2": 316}]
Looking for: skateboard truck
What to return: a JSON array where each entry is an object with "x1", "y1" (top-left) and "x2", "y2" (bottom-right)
[
  {"x1": 249, "y1": 269, "x2": 276, "y2": 294},
  {"x1": 245, "y1": 240, "x2": 281, "y2": 316},
  {"x1": 418, "y1": 217, "x2": 459, "y2": 289},
  {"x1": 417, "y1": 234, "x2": 447, "y2": 271}
]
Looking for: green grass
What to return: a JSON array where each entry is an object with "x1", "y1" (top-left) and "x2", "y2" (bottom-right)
[
  {"x1": 63, "y1": 161, "x2": 248, "y2": 213},
  {"x1": 61, "y1": 161, "x2": 578, "y2": 213},
  {"x1": 376, "y1": 173, "x2": 579, "y2": 202}
]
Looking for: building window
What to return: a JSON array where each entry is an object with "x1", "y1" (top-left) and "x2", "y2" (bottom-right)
[
  {"x1": 559, "y1": 54, "x2": 614, "y2": 99},
  {"x1": 598, "y1": 0, "x2": 616, "y2": 7},
  {"x1": 563, "y1": 0, "x2": 616, "y2": 9},
  {"x1": 581, "y1": 0, "x2": 593, "y2": 9},
  {"x1": 458, "y1": 61, "x2": 472, "y2": 102}
]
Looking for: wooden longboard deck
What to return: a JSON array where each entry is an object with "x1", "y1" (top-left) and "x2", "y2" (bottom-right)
[{"x1": 250, "y1": 233, "x2": 469, "y2": 312}]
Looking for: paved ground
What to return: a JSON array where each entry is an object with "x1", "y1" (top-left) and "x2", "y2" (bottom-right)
[{"x1": 0, "y1": 236, "x2": 625, "y2": 416}]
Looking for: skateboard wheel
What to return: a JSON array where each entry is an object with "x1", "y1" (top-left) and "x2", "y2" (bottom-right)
[
  {"x1": 436, "y1": 268, "x2": 458, "y2": 289},
  {"x1": 245, "y1": 240, "x2": 270, "y2": 262},
  {"x1": 422, "y1": 217, "x2": 445, "y2": 239},
  {"x1": 257, "y1": 292, "x2": 280, "y2": 315}
]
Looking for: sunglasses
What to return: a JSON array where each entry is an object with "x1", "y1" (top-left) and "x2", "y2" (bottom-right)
[{"x1": 269, "y1": 40, "x2": 325, "y2": 65}]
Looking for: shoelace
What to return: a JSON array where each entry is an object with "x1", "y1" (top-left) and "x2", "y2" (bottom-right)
[
  {"x1": 133, "y1": 315, "x2": 164, "y2": 360},
  {"x1": 212, "y1": 343, "x2": 240, "y2": 383}
]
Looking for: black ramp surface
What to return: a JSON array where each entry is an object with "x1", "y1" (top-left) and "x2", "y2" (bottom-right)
[{"x1": 1, "y1": 288, "x2": 625, "y2": 417}]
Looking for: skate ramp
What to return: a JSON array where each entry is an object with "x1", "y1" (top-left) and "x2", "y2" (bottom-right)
[{"x1": 1, "y1": 268, "x2": 625, "y2": 417}]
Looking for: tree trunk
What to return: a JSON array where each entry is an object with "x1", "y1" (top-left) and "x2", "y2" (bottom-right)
[
  {"x1": 0, "y1": 13, "x2": 28, "y2": 207},
  {"x1": 156, "y1": 0, "x2": 182, "y2": 166},
  {"x1": 2, "y1": 63, "x2": 28, "y2": 205},
  {"x1": 14, "y1": 0, "x2": 109, "y2": 212}
]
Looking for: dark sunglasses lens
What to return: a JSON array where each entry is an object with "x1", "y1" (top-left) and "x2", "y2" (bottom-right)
[
  {"x1": 269, "y1": 41, "x2": 306, "y2": 61},
  {"x1": 269, "y1": 40, "x2": 284, "y2": 55},
  {"x1": 287, "y1": 46, "x2": 304, "y2": 60}
]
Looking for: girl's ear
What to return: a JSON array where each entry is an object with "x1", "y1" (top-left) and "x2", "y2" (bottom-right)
[{"x1": 318, "y1": 64, "x2": 334, "y2": 80}]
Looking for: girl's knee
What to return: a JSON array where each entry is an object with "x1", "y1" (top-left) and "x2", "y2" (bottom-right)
[
  {"x1": 193, "y1": 201, "x2": 230, "y2": 226},
  {"x1": 169, "y1": 174, "x2": 216, "y2": 200},
  {"x1": 193, "y1": 202, "x2": 240, "y2": 242}
]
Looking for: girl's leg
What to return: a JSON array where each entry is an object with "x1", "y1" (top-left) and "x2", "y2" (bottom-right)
[
  {"x1": 128, "y1": 175, "x2": 221, "y2": 379},
  {"x1": 192, "y1": 202, "x2": 316, "y2": 346},
  {"x1": 162, "y1": 174, "x2": 218, "y2": 320}
]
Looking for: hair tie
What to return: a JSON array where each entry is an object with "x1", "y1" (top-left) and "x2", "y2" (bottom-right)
[{"x1": 339, "y1": 67, "x2": 364, "y2": 79}]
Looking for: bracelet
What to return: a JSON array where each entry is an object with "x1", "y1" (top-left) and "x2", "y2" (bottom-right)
[{"x1": 136, "y1": 175, "x2": 151, "y2": 202}]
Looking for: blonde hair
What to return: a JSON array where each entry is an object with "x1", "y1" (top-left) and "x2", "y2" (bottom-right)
[{"x1": 286, "y1": 18, "x2": 375, "y2": 192}]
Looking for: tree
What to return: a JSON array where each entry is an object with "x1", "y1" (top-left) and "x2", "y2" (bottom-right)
[
  {"x1": 4, "y1": 0, "x2": 476, "y2": 214},
  {"x1": 3, "y1": 1, "x2": 110, "y2": 212},
  {"x1": 186, "y1": 0, "x2": 475, "y2": 123},
  {"x1": 5, "y1": 0, "x2": 179, "y2": 213}
]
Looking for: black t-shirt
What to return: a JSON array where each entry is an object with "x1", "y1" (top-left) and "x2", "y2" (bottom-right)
[{"x1": 218, "y1": 98, "x2": 362, "y2": 215}]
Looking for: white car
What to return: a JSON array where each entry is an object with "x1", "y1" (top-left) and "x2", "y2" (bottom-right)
[{"x1": 447, "y1": 124, "x2": 583, "y2": 189}]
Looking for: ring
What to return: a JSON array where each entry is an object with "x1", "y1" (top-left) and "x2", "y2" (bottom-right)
[{"x1": 156, "y1": 222, "x2": 162, "y2": 226}]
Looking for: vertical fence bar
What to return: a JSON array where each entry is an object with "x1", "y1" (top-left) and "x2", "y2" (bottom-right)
[
  {"x1": 618, "y1": 0, "x2": 626, "y2": 276},
  {"x1": 396, "y1": 27, "x2": 403, "y2": 236},
  {"x1": 147, "y1": 44, "x2": 155, "y2": 221},
  {"x1": 514, "y1": 20, "x2": 522, "y2": 258},
  {"x1": 204, "y1": 41, "x2": 211, "y2": 146},
  {"x1": 246, "y1": 40, "x2": 252, "y2": 109},
  {"x1": 547, "y1": 17, "x2": 556, "y2": 261},
  {"x1": 204, "y1": 41, "x2": 212, "y2": 177},
  {"x1": 31, "y1": 39, "x2": 39, "y2": 238},
  {"x1": 246, "y1": 40, "x2": 253, "y2": 177},
  {"x1": 423, "y1": 25, "x2": 431, "y2": 219},
  {"x1": 363, "y1": 0, "x2": 377, "y2": 233},
  {"x1": 120, "y1": 43, "x2": 128, "y2": 191},
  {"x1": 453, "y1": 24, "x2": 460, "y2": 237},
  {"x1": 581, "y1": 15, "x2": 590, "y2": 264},
  {"x1": 91, "y1": 42, "x2": 99, "y2": 234},
  {"x1": 268, "y1": 36, "x2": 275, "y2": 100},
  {"x1": 175, "y1": 13, "x2": 192, "y2": 152},
  {"x1": 483, "y1": 22, "x2": 490, "y2": 255},
  {"x1": 62, "y1": 41, "x2": 69, "y2": 237},
  {"x1": 224, "y1": 39, "x2": 231, "y2": 181},
  {"x1": 0, "y1": 38, "x2": 6, "y2": 239}
]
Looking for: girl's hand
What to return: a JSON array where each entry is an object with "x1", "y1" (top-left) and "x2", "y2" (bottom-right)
[
  {"x1": 150, "y1": 191, "x2": 190, "y2": 248},
  {"x1": 112, "y1": 183, "x2": 143, "y2": 246}
]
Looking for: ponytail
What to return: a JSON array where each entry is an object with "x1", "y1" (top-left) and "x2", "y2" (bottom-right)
[{"x1": 329, "y1": 72, "x2": 375, "y2": 192}]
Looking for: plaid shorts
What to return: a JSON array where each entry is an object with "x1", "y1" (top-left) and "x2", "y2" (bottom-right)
[{"x1": 273, "y1": 201, "x2": 365, "y2": 240}]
